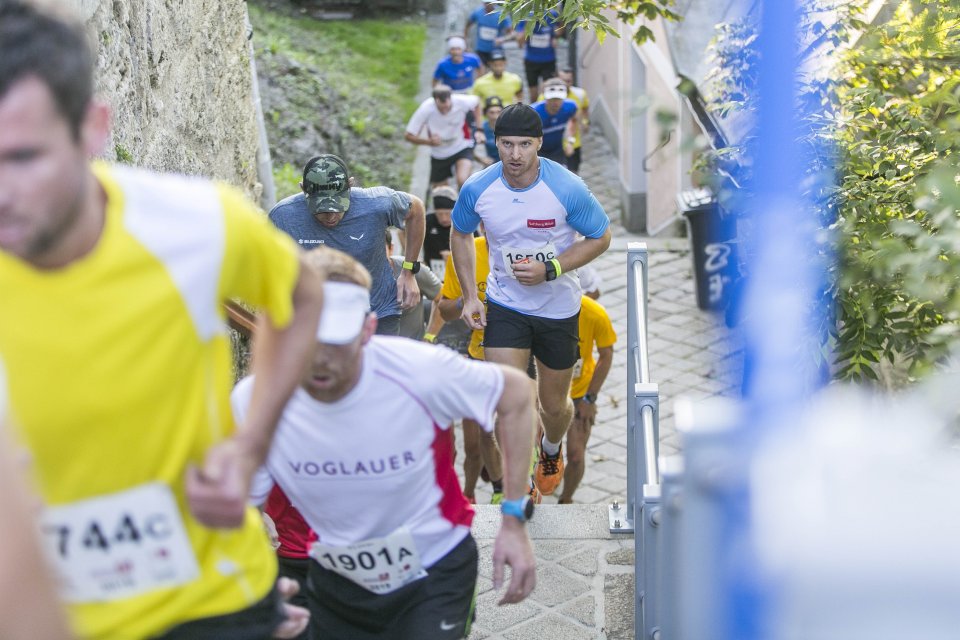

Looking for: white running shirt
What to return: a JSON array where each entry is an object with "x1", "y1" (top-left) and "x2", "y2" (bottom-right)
[
  {"x1": 405, "y1": 94, "x2": 479, "y2": 159},
  {"x1": 452, "y1": 158, "x2": 610, "y2": 319},
  {"x1": 235, "y1": 336, "x2": 504, "y2": 568}
]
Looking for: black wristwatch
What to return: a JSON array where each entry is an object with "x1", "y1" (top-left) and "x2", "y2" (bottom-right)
[
  {"x1": 544, "y1": 260, "x2": 558, "y2": 282},
  {"x1": 401, "y1": 260, "x2": 421, "y2": 274},
  {"x1": 501, "y1": 496, "x2": 535, "y2": 523},
  {"x1": 582, "y1": 394, "x2": 596, "y2": 404}
]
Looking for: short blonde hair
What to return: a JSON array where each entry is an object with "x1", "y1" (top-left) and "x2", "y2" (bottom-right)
[{"x1": 302, "y1": 246, "x2": 372, "y2": 289}]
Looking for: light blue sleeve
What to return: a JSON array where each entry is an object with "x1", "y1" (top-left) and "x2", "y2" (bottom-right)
[
  {"x1": 451, "y1": 166, "x2": 501, "y2": 233},
  {"x1": 543, "y1": 163, "x2": 610, "y2": 238}
]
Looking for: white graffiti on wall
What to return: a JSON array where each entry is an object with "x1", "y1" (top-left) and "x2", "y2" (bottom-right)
[{"x1": 704, "y1": 243, "x2": 731, "y2": 304}]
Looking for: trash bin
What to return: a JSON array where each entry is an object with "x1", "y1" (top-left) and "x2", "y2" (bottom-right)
[{"x1": 679, "y1": 188, "x2": 738, "y2": 311}]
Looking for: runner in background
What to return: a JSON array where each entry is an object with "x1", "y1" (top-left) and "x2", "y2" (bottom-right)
[
  {"x1": 557, "y1": 295, "x2": 616, "y2": 504},
  {"x1": 475, "y1": 96, "x2": 504, "y2": 168},
  {"x1": 433, "y1": 36, "x2": 482, "y2": 93},
  {"x1": 464, "y1": 2, "x2": 513, "y2": 71},
  {"x1": 531, "y1": 77, "x2": 579, "y2": 167},
  {"x1": 386, "y1": 231, "x2": 442, "y2": 341},
  {"x1": 471, "y1": 50, "x2": 523, "y2": 106},
  {"x1": 515, "y1": 9, "x2": 564, "y2": 103},
  {"x1": 269, "y1": 154, "x2": 425, "y2": 337},
  {"x1": 556, "y1": 67, "x2": 590, "y2": 175},
  {"x1": 405, "y1": 85, "x2": 480, "y2": 192}
]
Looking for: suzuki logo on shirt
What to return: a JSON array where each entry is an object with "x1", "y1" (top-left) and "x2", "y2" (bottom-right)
[
  {"x1": 289, "y1": 452, "x2": 416, "y2": 477},
  {"x1": 527, "y1": 219, "x2": 556, "y2": 229}
]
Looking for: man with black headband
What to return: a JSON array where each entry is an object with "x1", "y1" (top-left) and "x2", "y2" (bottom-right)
[
  {"x1": 450, "y1": 103, "x2": 612, "y2": 498},
  {"x1": 423, "y1": 185, "x2": 458, "y2": 279},
  {"x1": 269, "y1": 154, "x2": 425, "y2": 337}
]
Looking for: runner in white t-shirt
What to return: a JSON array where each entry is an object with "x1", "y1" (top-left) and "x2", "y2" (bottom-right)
[
  {"x1": 450, "y1": 103, "x2": 611, "y2": 499},
  {"x1": 234, "y1": 247, "x2": 537, "y2": 640},
  {"x1": 405, "y1": 84, "x2": 481, "y2": 191}
]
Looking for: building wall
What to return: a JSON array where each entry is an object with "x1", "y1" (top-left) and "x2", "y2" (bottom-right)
[
  {"x1": 578, "y1": 13, "x2": 697, "y2": 235},
  {"x1": 71, "y1": 0, "x2": 263, "y2": 200}
]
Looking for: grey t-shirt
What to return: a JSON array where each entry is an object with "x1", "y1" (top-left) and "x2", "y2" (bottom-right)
[
  {"x1": 269, "y1": 187, "x2": 411, "y2": 319},
  {"x1": 389, "y1": 256, "x2": 442, "y2": 340}
]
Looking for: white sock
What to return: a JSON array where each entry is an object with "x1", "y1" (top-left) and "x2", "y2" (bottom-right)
[{"x1": 541, "y1": 435, "x2": 561, "y2": 457}]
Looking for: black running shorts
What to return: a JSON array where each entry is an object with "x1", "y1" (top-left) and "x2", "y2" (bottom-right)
[
  {"x1": 430, "y1": 147, "x2": 475, "y2": 184},
  {"x1": 484, "y1": 300, "x2": 580, "y2": 370},
  {"x1": 523, "y1": 59, "x2": 557, "y2": 90},
  {"x1": 152, "y1": 584, "x2": 286, "y2": 640},
  {"x1": 306, "y1": 535, "x2": 478, "y2": 640}
]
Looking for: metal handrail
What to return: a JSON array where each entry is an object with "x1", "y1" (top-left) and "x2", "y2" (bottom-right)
[{"x1": 632, "y1": 259, "x2": 660, "y2": 488}]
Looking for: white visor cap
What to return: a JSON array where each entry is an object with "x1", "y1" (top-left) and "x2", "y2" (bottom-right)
[{"x1": 317, "y1": 282, "x2": 371, "y2": 345}]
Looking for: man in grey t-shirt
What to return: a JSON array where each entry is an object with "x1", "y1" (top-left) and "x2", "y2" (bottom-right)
[{"x1": 269, "y1": 155, "x2": 426, "y2": 335}]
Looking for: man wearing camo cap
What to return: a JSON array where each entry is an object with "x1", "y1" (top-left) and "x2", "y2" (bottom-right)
[{"x1": 269, "y1": 155, "x2": 425, "y2": 336}]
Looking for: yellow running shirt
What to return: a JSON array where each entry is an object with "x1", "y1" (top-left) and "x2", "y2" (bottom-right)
[
  {"x1": 472, "y1": 71, "x2": 523, "y2": 109},
  {"x1": 441, "y1": 236, "x2": 489, "y2": 360},
  {"x1": 570, "y1": 296, "x2": 617, "y2": 398},
  {"x1": 0, "y1": 163, "x2": 300, "y2": 639}
]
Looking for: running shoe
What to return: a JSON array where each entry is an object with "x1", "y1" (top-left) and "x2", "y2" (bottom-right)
[
  {"x1": 527, "y1": 482, "x2": 542, "y2": 505},
  {"x1": 490, "y1": 492, "x2": 504, "y2": 505},
  {"x1": 534, "y1": 444, "x2": 564, "y2": 495}
]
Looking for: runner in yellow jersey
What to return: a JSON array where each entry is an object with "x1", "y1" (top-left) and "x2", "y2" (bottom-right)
[
  {"x1": 0, "y1": 3, "x2": 322, "y2": 638},
  {"x1": 557, "y1": 295, "x2": 616, "y2": 504}
]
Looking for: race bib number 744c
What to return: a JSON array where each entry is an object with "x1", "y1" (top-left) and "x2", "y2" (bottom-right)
[{"x1": 40, "y1": 483, "x2": 199, "y2": 603}]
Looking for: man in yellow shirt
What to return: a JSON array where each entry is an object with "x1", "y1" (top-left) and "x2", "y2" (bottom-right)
[
  {"x1": 0, "y1": 3, "x2": 323, "y2": 638},
  {"x1": 558, "y1": 295, "x2": 616, "y2": 504},
  {"x1": 471, "y1": 50, "x2": 524, "y2": 107}
]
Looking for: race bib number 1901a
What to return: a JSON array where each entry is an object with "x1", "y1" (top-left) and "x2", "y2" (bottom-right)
[
  {"x1": 310, "y1": 527, "x2": 427, "y2": 594},
  {"x1": 40, "y1": 483, "x2": 199, "y2": 603}
]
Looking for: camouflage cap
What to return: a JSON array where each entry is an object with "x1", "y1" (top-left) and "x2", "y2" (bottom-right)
[{"x1": 302, "y1": 154, "x2": 351, "y2": 214}]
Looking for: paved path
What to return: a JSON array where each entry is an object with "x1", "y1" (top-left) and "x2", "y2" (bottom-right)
[{"x1": 413, "y1": 6, "x2": 740, "y2": 637}]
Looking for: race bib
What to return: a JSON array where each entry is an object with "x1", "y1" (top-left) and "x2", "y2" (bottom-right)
[
  {"x1": 501, "y1": 243, "x2": 558, "y2": 279},
  {"x1": 479, "y1": 26, "x2": 498, "y2": 41},
  {"x1": 40, "y1": 484, "x2": 199, "y2": 603},
  {"x1": 529, "y1": 33, "x2": 551, "y2": 48},
  {"x1": 572, "y1": 358, "x2": 583, "y2": 379},
  {"x1": 430, "y1": 258, "x2": 446, "y2": 282},
  {"x1": 310, "y1": 527, "x2": 426, "y2": 594}
]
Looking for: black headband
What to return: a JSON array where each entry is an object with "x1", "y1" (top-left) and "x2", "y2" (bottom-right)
[{"x1": 433, "y1": 195, "x2": 456, "y2": 210}]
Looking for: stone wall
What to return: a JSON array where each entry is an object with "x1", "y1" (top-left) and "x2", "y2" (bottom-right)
[{"x1": 72, "y1": 0, "x2": 263, "y2": 199}]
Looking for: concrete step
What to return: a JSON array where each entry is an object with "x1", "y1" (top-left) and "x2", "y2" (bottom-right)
[{"x1": 469, "y1": 505, "x2": 637, "y2": 639}]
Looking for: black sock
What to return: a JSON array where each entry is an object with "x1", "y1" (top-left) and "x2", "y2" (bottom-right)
[{"x1": 491, "y1": 478, "x2": 503, "y2": 493}]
